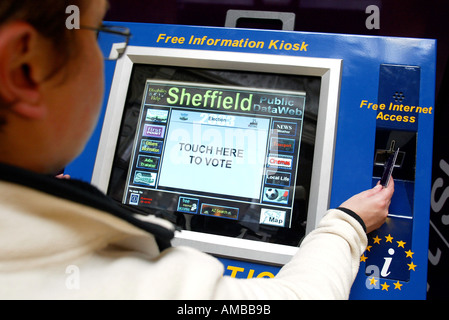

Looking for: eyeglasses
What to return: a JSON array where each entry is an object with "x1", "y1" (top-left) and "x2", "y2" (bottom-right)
[{"x1": 81, "y1": 24, "x2": 132, "y2": 60}]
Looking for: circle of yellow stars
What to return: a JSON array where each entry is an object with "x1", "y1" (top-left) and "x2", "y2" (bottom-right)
[{"x1": 360, "y1": 233, "x2": 416, "y2": 292}]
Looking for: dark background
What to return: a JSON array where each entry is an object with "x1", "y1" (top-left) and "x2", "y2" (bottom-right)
[
  {"x1": 105, "y1": 0, "x2": 448, "y2": 92},
  {"x1": 105, "y1": 0, "x2": 449, "y2": 299}
]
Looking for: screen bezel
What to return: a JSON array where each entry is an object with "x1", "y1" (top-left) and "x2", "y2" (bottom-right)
[{"x1": 91, "y1": 46, "x2": 342, "y2": 265}]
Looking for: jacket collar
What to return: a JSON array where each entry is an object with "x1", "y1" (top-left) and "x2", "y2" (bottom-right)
[{"x1": 0, "y1": 163, "x2": 174, "y2": 250}]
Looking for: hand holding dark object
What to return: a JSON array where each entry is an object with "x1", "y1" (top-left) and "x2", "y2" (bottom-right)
[{"x1": 339, "y1": 178, "x2": 394, "y2": 234}]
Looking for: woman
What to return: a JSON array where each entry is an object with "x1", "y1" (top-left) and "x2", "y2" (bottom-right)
[{"x1": 0, "y1": 0, "x2": 394, "y2": 299}]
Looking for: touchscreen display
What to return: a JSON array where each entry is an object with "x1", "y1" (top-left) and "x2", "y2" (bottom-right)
[
  {"x1": 107, "y1": 64, "x2": 320, "y2": 246},
  {"x1": 123, "y1": 80, "x2": 305, "y2": 230}
]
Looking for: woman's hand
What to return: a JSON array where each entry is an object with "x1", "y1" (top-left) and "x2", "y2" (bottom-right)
[{"x1": 339, "y1": 179, "x2": 395, "y2": 233}]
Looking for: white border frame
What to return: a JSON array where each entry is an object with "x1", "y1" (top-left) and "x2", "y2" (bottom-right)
[{"x1": 92, "y1": 46, "x2": 342, "y2": 265}]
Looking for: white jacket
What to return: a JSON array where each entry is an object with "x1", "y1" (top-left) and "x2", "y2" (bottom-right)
[{"x1": 0, "y1": 164, "x2": 367, "y2": 300}]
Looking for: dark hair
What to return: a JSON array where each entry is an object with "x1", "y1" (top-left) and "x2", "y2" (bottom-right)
[{"x1": 0, "y1": 0, "x2": 86, "y2": 127}]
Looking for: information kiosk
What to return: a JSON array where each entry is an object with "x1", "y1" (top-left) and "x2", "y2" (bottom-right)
[{"x1": 66, "y1": 22, "x2": 436, "y2": 299}]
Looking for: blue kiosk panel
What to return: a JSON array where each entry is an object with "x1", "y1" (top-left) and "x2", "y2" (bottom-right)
[{"x1": 65, "y1": 22, "x2": 436, "y2": 299}]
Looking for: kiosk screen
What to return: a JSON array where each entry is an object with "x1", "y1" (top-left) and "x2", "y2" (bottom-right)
[{"x1": 107, "y1": 65, "x2": 320, "y2": 247}]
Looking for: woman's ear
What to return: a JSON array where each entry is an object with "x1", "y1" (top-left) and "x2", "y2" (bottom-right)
[{"x1": 0, "y1": 21, "x2": 49, "y2": 120}]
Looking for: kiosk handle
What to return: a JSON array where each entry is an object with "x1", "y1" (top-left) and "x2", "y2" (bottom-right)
[{"x1": 225, "y1": 10, "x2": 296, "y2": 31}]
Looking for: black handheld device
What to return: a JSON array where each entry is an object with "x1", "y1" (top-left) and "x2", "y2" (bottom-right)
[{"x1": 380, "y1": 148, "x2": 399, "y2": 187}]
